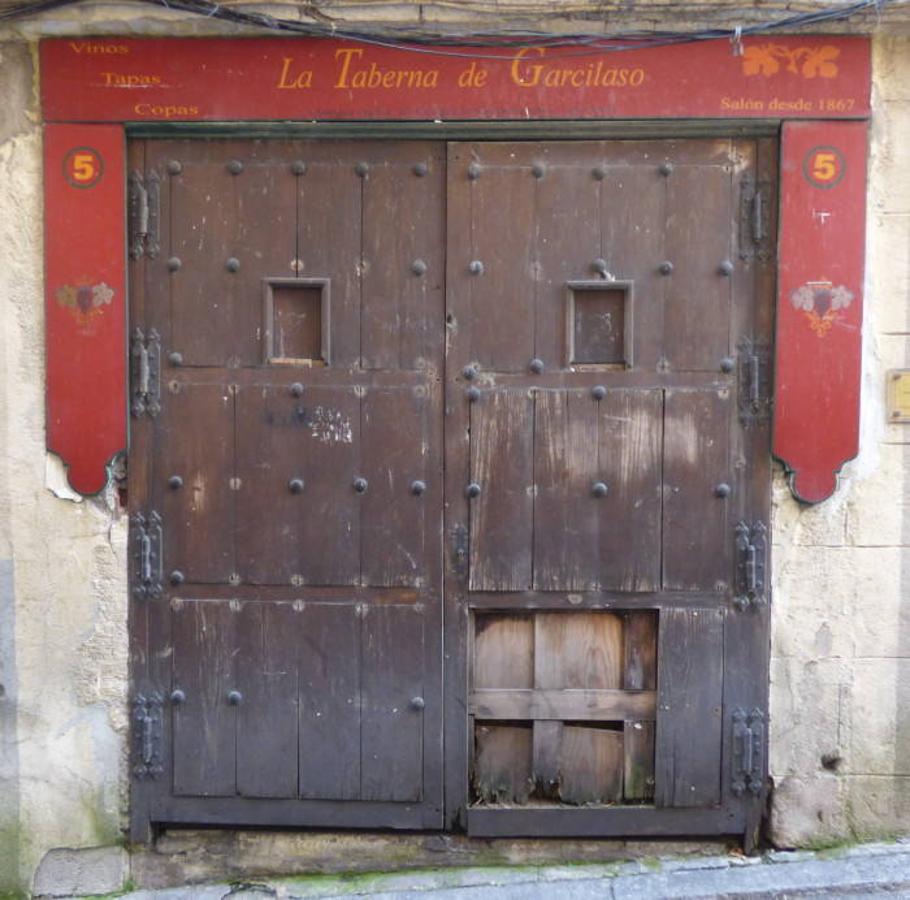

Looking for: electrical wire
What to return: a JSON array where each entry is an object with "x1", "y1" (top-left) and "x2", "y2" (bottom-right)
[{"x1": 0, "y1": 0, "x2": 902, "y2": 60}]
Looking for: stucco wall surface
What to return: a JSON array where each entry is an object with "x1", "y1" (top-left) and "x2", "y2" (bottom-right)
[
  {"x1": 0, "y1": 11, "x2": 907, "y2": 896},
  {"x1": 0, "y1": 41, "x2": 130, "y2": 899},
  {"x1": 768, "y1": 34, "x2": 910, "y2": 848}
]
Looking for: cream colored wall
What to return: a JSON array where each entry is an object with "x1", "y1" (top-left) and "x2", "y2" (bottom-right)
[
  {"x1": 768, "y1": 34, "x2": 910, "y2": 847},
  {"x1": 0, "y1": 13, "x2": 907, "y2": 894},
  {"x1": 0, "y1": 41, "x2": 129, "y2": 896}
]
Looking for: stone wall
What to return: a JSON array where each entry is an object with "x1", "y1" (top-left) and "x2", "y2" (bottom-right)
[{"x1": 0, "y1": 10, "x2": 907, "y2": 895}]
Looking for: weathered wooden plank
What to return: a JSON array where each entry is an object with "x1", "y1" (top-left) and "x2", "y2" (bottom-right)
[
  {"x1": 624, "y1": 611, "x2": 658, "y2": 691},
  {"x1": 298, "y1": 602, "x2": 361, "y2": 800},
  {"x1": 296, "y1": 386, "x2": 361, "y2": 587},
  {"x1": 532, "y1": 721, "x2": 563, "y2": 798},
  {"x1": 467, "y1": 804, "x2": 742, "y2": 838},
  {"x1": 655, "y1": 607, "x2": 724, "y2": 808},
  {"x1": 361, "y1": 142, "x2": 445, "y2": 371},
  {"x1": 663, "y1": 150, "x2": 734, "y2": 371},
  {"x1": 361, "y1": 604, "x2": 424, "y2": 802},
  {"x1": 558, "y1": 726, "x2": 624, "y2": 805},
  {"x1": 469, "y1": 390, "x2": 534, "y2": 591},
  {"x1": 295, "y1": 143, "x2": 362, "y2": 368},
  {"x1": 470, "y1": 689, "x2": 656, "y2": 721},
  {"x1": 473, "y1": 614, "x2": 533, "y2": 690},
  {"x1": 534, "y1": 612, "x2": 623, "y2": 690},
  {"x1": 598, "y1": 160, "x2": 664, "y2": 370},
  {"x1": 458, "y1": 145, "x2": 536, "y2": 372},
  {"x1": 236, "y1": 602, "x2": 298, "y2": 798},
  {"x1": 532, "y1": 390, "x2": 600, "y2": 591},
  {"x1": 532, "y1": 145, "x2": 602, "y2": 369},
  {"x1": 167, "y1": 142, "x2": 238, "y2": 367},
  {"x1": 623, "y1": 610, "x2": 658, "y2": 801},
  {"x1": 624, "y1": 720, "x2": 656, "y2": 802},
  {"x1": 360, "y1": 386, "x2": 429, "y2": 588},
  {"x1": 234, "y1": 142, "x2": 299, "y2": 366},
  {"x1": 155, "y1": 382, "x2": 235, "y2": 585},
  {"x1": 473, "y1": 724, "x2": 533, "y2": 805},
  {"x1": 596, "y1": 390, "x2": 663, "y2": 591},
  {"x1": 171, "y1": 600, "x2": 237, "y2": 797},
  {"x1": 234, "y1": 384, "x2": 309, "y2": 585},
  {"x1": 662, "y1": 389, "x2": 731, "y2": 591}
]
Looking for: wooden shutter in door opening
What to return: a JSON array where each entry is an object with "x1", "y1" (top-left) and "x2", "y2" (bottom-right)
[
  {"x1": 129, "y1": 139, "x2": 445, "y2": 835},
  {"x1": 444, "y1": 139, "x2": 774, "y2": 840}
]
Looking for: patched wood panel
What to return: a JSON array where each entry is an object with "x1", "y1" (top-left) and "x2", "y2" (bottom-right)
[
  {"x1": 473, "y1": 724, "x2": 533, "y2": 805},
  {"x1": 624, "y1": 611, "x2": 658, "y2": 802},
  {"x1": 473, "y1": 614, "x2": 533, "y2": 690},
  {"x1": 471, "y1": 612, "x2": 653, "y2": 806},
  {"x1": 559, "y1": 726, "x2": 624, "y2": 805},
  {"x1": 534, "y1": 612, "x2": 623, "y2": 690}
]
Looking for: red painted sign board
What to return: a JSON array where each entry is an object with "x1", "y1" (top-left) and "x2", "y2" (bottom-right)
[
  {"x1": 39, "y1": 36, "x2": 871, "y2": 501},
  {"x1": 41, "y1": 35, "x2": 870, "y2": 123},
  {"x1": 773, "y1": 120, "x2": 867, "y2": 502},
  {"x1": 44, "y1": 123, "x2": 126, "y2": 495}
]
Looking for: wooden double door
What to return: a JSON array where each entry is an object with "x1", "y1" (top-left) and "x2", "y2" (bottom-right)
[{"x1": 129, "y1": 136, "x2": 774, "y2": 842}]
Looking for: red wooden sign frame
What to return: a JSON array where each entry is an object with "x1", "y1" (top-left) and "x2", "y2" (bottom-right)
[
  {"x1": 44, "y1": 123, "x2": 126, "y2": 495},
  {"x1": 773, "y1": 120, "x2": 867, "y2": 502},
  {"x1": 40, "y1": 35, "x2": 870, "y2": 501},
  {"x1": 41, "y1": 35, "x2": 869, "y2": 123}
]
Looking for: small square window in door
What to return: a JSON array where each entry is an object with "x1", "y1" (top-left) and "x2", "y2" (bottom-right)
[
  {"x1": 262, "y1": 278, "x2": 330, "y2": 365},
  {"x1": 566, "y1": 280, "x2": 633, "y2": 368}
]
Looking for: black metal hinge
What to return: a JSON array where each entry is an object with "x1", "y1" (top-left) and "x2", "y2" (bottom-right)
[
  {"x1": 131, "y1": 327, "x2": 161, "y2": 418},
  {"x1": 738, "y1": 338, "x2": 771, "y2": 426},
  {"x1": 734, "y1": 520, "x2": 768, "y2": 610},
  {"x1": 732, "y1": 707, "x2": 764, "y2": 797},
  {"x1": 132, "y1": 511, "x2": 163, "y2": 599},
  {"x1": 128, "y1": 169, "x2": 160, "y2": 261},
  {"x1": 739, "y1": 178, "x2": 772, "y2": 261},
  {"x1": 132, "y1": 693, "x2": 164, "y2": 780}
]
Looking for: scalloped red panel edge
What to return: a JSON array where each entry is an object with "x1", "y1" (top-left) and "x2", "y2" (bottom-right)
[{"x1": 772, "y1": 120, "x2": 868, "y2": 503}]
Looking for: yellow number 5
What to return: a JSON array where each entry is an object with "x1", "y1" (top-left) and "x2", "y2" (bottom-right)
[
  {"x1": 812, "y1": 152, "x2": 837, "y2": 182},
  {"x1": 71, "y1": 152, "x2": 96, "y2": 182}
]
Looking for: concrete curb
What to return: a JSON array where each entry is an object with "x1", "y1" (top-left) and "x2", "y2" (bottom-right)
[{"x1": 105, "y1": 839, "x2": 910, "y2": 900}]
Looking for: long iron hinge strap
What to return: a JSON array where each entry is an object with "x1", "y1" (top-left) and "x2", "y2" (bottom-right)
[
  {"x1": 129, "y1": 170, "x2": 148, "y2": 261},
  {"x1": 138, "y1": 341, "x2": 151, "y2": 399},
  {"x1": 141, "y1": 713, "x2": 154, "y2": 764},
  {"x1": 752, "y1": 188, "x2": 764, "y2": 244}
]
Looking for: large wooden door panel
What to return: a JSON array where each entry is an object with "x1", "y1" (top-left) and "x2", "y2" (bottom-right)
[
  {"x1": 131, "y1": 139, "x2": 445, "y2": 834},
  {"x1": 131, "y1": 135, "x2": 772, "y2": 842},
  {"x1": 445, "y1": 138, "x2": 773, "y2": 840}
]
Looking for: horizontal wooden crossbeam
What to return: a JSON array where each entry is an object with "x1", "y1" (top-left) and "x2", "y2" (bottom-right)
[{"x1": 469, "y1": 689, "x2": 656, "y2": 722}]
